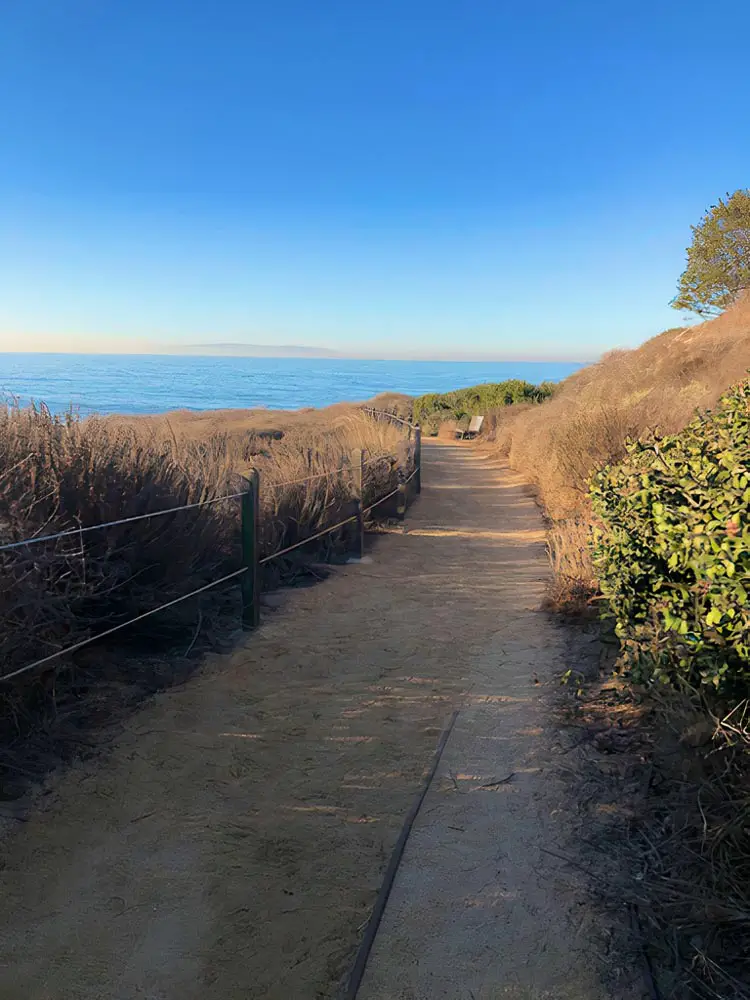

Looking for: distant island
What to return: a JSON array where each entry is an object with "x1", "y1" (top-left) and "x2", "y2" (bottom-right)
[
  {"x1": 159, "y1": 343, "x2": 341, "y2": 358},
  {"x1": 0, "y1": 339, "x2": 590, "y2": 362},
  {"x1": 155, "y1": 343, "x2": 590, "y2": 362}
]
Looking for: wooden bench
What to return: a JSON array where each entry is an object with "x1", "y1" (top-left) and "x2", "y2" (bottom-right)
[{"x1": 456, "y1": 415, "x2": 484, "y2": 440}]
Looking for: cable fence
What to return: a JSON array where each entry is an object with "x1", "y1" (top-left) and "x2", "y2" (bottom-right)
[
  {"x1": 1, "y1": 418, "x2": 422, "y2": 685},
  {"x1": 0, "y1": 490, "x2": 250, "y2": 554},
  {"x1": 263, "y1": 451, "x2": 393, "y2": 490},
  {"x1": 361, "y1": 406, "x2": 415, "y2": 430}
]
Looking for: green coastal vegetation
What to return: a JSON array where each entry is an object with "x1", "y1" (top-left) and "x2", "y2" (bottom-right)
[
  {"x1": 413, "y1": 379, "x2": 554, "y2": 431},
  {"x1": 591, "y1": 381, "x2": 750, "y2": 694}
]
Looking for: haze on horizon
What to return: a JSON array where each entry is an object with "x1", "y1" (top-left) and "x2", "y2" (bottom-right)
[
  {"x1": 0, "y1": 336, "x2": 593, "y2": 363},
  {"x1": 1, "y1": 1, "x2": 748, "y2": 360}
]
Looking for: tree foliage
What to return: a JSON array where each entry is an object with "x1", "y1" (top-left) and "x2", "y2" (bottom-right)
[{"x1": 671, "y1": 189, "x2": 750, "y2": 317}]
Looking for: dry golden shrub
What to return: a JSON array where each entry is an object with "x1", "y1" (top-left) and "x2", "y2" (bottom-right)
[{"x1": 0, "y1": 402, "x2": 410, "y2": 681}]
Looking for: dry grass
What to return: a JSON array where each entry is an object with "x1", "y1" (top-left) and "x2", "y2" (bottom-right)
[
  {"x1": 559, "y1": 672, "x2": 750, "y2": 1000},
  {"x1": 485, "y1": 292, "x2": 750, "y2": 590},
  {"x1": 105, "y1": 391, "x2": 414, "y2": 443},
  {"x1": 0, "y1": 401, "x2": 411, "y2": 690},
  {"x1": 542, "y1": 516, "x2": 600, "y2": 616}
]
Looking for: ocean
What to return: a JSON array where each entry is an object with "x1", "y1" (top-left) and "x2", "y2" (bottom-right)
[{"x1": 0, "y1": 353, "x2": 584, "y2": 416}]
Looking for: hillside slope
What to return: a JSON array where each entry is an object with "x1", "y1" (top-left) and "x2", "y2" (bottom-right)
[{"x1": 490, "y1": 293, "x2": 750, "y2": 524}]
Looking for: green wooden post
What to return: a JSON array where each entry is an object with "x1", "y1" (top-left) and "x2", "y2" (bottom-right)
[
  {"x1": 352, "y1": 449, "x2": 365, "y2": 558},
  {"x1": 396, "y1": 482, "x2": 407, "y2": 521},
  {"x1": 241, "y1": 469, "x2": 260, "y2": 629},
  {"x1": 414, "y1": 424, "x2": 422, "y2": 494}
]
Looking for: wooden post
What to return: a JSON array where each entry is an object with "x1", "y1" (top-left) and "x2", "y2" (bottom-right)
[
  {"x1": 352, "y1": 449, "x2": 365, "y2": 558},
  {"x1": 352, "y1": 448, "x2": 364, "y2": 499},
  {"x1": 396, "y1": 482, "x2": 407, "y2": 521},
  {"x1": 241, "y1": 469, "x2": 260, "y2": 630},
  {"x1": 414, "y1": 424, "x2": 422, "y2": 494}
]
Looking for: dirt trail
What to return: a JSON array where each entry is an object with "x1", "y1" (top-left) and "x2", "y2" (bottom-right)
[{"x1": 1, "y1": 442, "x2": 628, "y2": 999}]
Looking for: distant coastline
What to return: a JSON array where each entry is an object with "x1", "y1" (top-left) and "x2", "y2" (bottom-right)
[
  {"x1": 160, "y1": 343, "x2": 341, "y2": 358},
  {"x1": 157, "y1": 344, "x2": 592, "y2": 362},
  {"x1": 0, "y1": 345, "x2": 593, "y2": 363}
]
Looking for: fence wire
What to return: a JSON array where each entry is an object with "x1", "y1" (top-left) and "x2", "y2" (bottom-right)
[
  {"x1": 0, "y1": 490, "x2": 249, "y2": 554},
  {"x1": 259, "y1": 514, "x2": 360, "y2": 565},
  {"x1": 1, "y1": 417, "x2": 419, "y2": 683},
  {"x1": 266, "y1": 452, "x2": 391, "y2": 490},
  {"x1": 1, "y1": 480, "x2": 413, "y2": 684},
  {"x1": 1, "y1": 567, "x2": 249, "y2": 684},
  {"x1": 0, "y1": 453, "x2": 398, "y2": 554}
]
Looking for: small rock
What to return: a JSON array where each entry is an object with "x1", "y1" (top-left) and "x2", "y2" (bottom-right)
[
  {"x1": 680, "y1": 720, "x2": 715, "y2": 747},
  {"x1": 260, "y1": 592, "x2": 285, "y2": 609}
]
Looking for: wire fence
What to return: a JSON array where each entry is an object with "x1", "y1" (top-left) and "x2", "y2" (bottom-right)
[
  {"x1": 1, "y1": 410, "x2": 422, "y2": 685},
  {"x1": 0, "y1": 490, "x2": 250, "y2": 554},
  {"x1": 0, "y1": 452, "x2": 396, "y2": 554},
  {"x1": 0, "y1": 568, "x2": 250, "y2": 684},
  {"x1": 264, "y1": 451, "x2": 392, "y2": 490},
  {"x1": 361, "y1": 406, "x2": 414, "y2": 430}
]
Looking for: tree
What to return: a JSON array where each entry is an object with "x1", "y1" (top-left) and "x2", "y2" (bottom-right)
[{"x1": 671, "y1": 189, "x2": 750, "y2": 317}]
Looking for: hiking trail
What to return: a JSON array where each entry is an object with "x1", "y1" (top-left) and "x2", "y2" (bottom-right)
[{"x1": 0, "y1": 441, "x2": 633, "y2": 999}]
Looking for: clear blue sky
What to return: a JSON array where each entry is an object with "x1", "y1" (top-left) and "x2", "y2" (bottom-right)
[{"x1": 1, "y1": 0, "x2": 748, "y2": 359}]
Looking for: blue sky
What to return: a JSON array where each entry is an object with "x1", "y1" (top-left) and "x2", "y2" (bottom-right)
[{"x1": 1, "y1": 0, "x2": 749, "y2": 359}]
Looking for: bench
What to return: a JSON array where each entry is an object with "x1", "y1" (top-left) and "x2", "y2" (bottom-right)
[{"x1": 456, "y1": 415, "x2": 484, "y2": 440}]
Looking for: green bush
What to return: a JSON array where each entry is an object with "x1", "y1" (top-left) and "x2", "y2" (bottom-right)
[
  {"x1": 413, "y1": 380, "x2": 553, "y2": 426},
  {"x1": 590, "y1": 379, "x2": 750, "y2": 693}
]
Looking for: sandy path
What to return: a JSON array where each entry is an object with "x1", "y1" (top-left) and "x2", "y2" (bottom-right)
[{"x1": 0, "y1": 442, "x2": 617, "y2": 999}]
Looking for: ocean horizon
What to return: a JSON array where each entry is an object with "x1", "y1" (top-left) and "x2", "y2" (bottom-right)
[{"x1": 0, "y1": 353, "x2": 586, "y2": 416}]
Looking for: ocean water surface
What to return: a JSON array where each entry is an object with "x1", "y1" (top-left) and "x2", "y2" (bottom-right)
[{"x1": 0, "y1": 354, "x2": 584, "y2": 416}]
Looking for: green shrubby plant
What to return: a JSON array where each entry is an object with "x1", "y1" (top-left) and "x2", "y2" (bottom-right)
[
  {"x1": 413, "y1": 380, "x2": 553, "y2": 426},
  {"x1": 590, "y1": 379, "x2": 750, "y2": 693}
]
